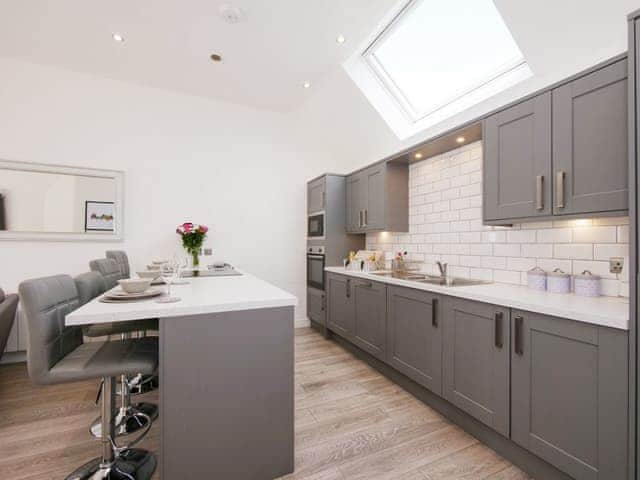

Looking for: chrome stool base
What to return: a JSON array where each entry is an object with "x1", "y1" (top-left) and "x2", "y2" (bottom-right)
[
  {"x1": 90, "y1": 403, "x2": 159, "y2": 438},
  {"x1": 65, "y1": 449, "x2": 156, "y2": 480}
]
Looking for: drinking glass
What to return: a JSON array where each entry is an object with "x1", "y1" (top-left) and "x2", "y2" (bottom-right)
[{"x1": 156, "y1": 260, "x2": 181, "y2": 303}]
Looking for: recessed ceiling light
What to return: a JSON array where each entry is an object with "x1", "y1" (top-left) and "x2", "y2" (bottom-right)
[
  {"x1": 210, "y1": 53, "x2": 223, "y2": 63},
  {"x1": 112, "y1": 33, "x2": 124, "y2": 43},
  {"x1": 456, "y1": 136, "x2": 466, "y2": 144},
  {"x1": 414, "y1": 152, "x2": 423, "y2": 159},
  {"x1": 336, "y1": 34, "x2": 346, "y2": 44},
  {"x1": 303, "y1": 81, "x2": 311, "y2": 89}
]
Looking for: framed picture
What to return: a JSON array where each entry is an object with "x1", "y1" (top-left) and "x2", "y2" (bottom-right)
[{"x1": 85, "y1": 201, "x2": 115, "y2": 232}]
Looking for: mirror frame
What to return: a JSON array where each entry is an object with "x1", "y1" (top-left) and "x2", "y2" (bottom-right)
[{"x1": 0, "y1": 159, "x2": 124, "y2": 242}]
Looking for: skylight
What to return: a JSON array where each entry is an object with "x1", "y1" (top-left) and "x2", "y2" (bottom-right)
[{"x1": 347, "y1": 0, "x2": 531, "y2": 139}]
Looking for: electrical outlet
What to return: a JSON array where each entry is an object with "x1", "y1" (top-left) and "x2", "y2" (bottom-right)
[
  {"x1": 609, "y1": 257, "x2": 624, "y2": 274},
  {"x1": 203, "y1": 248, "x2": 213, "y2": 256}
]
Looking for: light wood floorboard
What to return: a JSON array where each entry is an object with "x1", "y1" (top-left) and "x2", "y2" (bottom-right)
[{"x1": 0, "y1": 328, "x2": 530, "y2": 479}]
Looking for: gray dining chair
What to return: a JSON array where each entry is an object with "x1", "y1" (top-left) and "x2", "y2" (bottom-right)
[
  {"x1": 19, "y1": 274, "x2": 157, "y2": 480},
  {"x1": 75, "y1": 271, "x2": 159, "y2": 438},
  {"x1": 89, "y1": 257, "x2": 123, "y2": 289},
  {"x1": 106, "y1": 250, "x2": 131, "y2": 279},
  {"x1": 0, "y1": 287, "x2": 19, "y2": 362}
]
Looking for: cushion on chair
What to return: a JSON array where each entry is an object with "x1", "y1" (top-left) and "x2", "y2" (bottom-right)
[
  {"x1": 89, "y1": 258, "x2": 123, "y2": 289},
  {"x1": 75, "y1": 271, "x2": 107, "y2": 306},
  {"x1": 0, "y1": 292, "x2": 19, "y2": 361},
  {"x1": 18, "y1": 275, "x2": 84, "y2": 385},
  {"x1": 0, "y1": 287, "x2": 5, "y2": 302},
  {"x1": 50, "y1": 336, "x2": 158, "y2": 383},
  {"x1": 106, "y1": 251, "x2": 130, "y2": 278}
]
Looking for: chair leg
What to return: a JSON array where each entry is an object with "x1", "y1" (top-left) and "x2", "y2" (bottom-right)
[{"x1": 66, "y1": 377, "x2": 157, "y2": 480}]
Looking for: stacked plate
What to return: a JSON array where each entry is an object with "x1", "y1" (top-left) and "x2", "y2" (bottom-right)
[{"x1": 100, "y1": 287, "x2": 163, "y2": 303}]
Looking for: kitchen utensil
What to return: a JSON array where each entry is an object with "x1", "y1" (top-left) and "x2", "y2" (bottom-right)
[{"x1": 118, "y1": 278, "x2": 152, "y2": 294}]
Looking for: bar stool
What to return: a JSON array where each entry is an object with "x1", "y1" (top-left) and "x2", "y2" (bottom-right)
[
  {"x1": 19, "y1": 274, "x2": 157, "y2": 480},
  {"x1": 0, "y1": 287, "x2": 19, "y2": 362},
  {"x1": 75, "y1": 271, "x2": 158, "y2": 438},
  {"x1": 106, "y1": 251, "x2": 130, "y2": 279}
]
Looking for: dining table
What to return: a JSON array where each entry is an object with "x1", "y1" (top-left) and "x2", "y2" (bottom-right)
[{"x1": 66, "y1": 269, "x2": 297, "y2": 480}]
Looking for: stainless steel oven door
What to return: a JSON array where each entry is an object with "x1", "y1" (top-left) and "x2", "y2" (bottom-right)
[
  {"x1": 307, "y1": 213, "x2": 325, "y2": 239},
  {"x1": 307, "y1": 254, "x2": 325, "y2": 290}
]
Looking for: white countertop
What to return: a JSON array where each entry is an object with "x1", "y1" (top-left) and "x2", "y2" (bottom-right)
[
  {"x1": 326, "y1": 267, "x2": 629, "y2": 330},
  {"x1": 66, "y1": 271, "x2": 297, "y2": 326}
]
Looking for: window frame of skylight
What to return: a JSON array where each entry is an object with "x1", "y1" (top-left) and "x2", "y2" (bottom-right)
[{"x1": 361, "y1": 0, "x2": 529, "y2": 124}]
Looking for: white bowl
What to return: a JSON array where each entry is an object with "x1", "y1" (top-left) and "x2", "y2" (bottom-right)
[
  {"x1": 152, "y1": 259, "x2": 168, "y2": 265},
  {"x1": 147, "y1": 265, "x2": 162, "y2": 271},
  {"x1": 137, "y1": 270, "x2": 161, "y2": 280},
  {"x1": 118, "y1": 278, "x2": 152, "y2": 294}
]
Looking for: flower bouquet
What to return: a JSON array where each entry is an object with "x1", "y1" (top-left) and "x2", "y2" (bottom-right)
[{"x1": 176, "y1": 222, "x2": 208, "y2": 275}]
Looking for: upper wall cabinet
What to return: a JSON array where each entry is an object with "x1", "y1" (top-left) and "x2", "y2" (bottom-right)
[
  {"x1": 307, "y1": 177, "x2": 326, "y2": 213},
  {"x1": 483, "y1": 57, "x2": 628, "y2": 224},
  {"x1": 553, "y1": 60, "x2": 628, "y2": 216},
  {"x1": 346, "y1": 162, "x2": 408, "y2": 233}
]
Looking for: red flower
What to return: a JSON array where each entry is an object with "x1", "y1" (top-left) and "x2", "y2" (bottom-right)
[{"x1": 199, "y1": 225, "x2": 208, "y2": 233}]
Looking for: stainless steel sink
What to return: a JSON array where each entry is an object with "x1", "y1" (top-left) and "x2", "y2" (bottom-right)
[{"x1": 369, "y1": 271, "x2": 490, "y2": 287}]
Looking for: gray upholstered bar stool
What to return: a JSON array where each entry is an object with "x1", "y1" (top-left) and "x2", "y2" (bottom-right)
[
  {"x1": 89, "y1": 258, "x2": 123, "y2": 289},
  {"x1": 0, "y1": 287, "x2": 19, "y2": 362},
  {"x1": 106, "y1": 250, "x2": 130, "y2": 279},
  {"x1": 19, "y1": 274, "x2": 157, "y2": 480},
  {"x1": 75, "y1": 271, "x2": 158, "y2": 438}
]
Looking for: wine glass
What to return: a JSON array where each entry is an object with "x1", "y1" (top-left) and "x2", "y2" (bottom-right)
[{"x1": 156, "y1": 259, "x2": 181, "y2": 303}]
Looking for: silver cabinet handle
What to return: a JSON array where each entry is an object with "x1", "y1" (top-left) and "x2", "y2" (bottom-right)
[
  {"x1": 494, "y1": 312, "x2": 503, "y2": 348},
  {"x1": 536, "y1": 175, "x2": 544, "y2": 210},
  {"x1": 431, "y1": 298, "x2": 438, "y2": 328},
  {"x1": 514, "y1": 315, "x2": 524, "y2": 355},
  {"x1": 358, "y1": 210, "x2": 363, "y2": 228},
  {"x1": 321, "y1": 191, "x2": 326, "y2": 209},
  {"x1": 556, "y1": 170, "x2": 565, "y2": 209},
  {"x1": 364, "y1": 209, "x2": 368, "y2": 227}
]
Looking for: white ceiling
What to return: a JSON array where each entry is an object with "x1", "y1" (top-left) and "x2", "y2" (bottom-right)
[{"x1": 0, "y1": 0, "x2": 396, "y2": 111}]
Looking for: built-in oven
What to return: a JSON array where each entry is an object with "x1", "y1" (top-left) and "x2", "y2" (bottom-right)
[
  {"x1": 307, "y1": 212, "x2": 325, "y2": 239},
  {"x1": 307, "y1": 246, "x2": 325, "y2": 290}
]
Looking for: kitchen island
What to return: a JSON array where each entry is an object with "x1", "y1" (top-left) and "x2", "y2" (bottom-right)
[{"x1": 66, "y1": 271, "x2": 297, "y2": 480}]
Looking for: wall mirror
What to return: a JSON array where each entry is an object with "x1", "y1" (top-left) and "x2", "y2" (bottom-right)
[{"x1": 0, "y1": 160, "x2": 124, "y2": 241}]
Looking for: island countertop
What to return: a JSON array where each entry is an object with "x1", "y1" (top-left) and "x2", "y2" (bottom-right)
[
  {"x1": 326, "y1": 267, "x2": 629, "y2": 330},
  {"x1": 66, "y1": 271, "x2": 297, "y2": 326}
]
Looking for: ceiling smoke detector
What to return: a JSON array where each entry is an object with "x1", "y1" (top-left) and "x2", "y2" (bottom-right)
[{"x1": 219, "y1": 5, "x2": 247, "y2": 24}]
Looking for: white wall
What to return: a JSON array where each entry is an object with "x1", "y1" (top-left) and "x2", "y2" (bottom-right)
[{"x1": 0, "y1": 58, "x2": 342, "y2": 351}]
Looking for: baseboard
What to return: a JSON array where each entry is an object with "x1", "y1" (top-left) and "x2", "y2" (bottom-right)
[
  {"x1": 295, "y1": 317, "x2": 311, "y2": 328},
  {"x1": 0, "y1": 351, "x2": 26, "y2": 365}
]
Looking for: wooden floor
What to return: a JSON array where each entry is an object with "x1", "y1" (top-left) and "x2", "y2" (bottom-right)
[{"x1": 0, "y1": 328, "x2": 530, "y2": 480}]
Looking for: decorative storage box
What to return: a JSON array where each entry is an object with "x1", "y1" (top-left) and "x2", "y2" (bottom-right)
[
  {"x1": 547, "y1": 268, "x2": 571, "y2": 294},
  {"x1": 574, "y1": 270, "x2": 601, "y2": 297},
  {"x1": 527, "y1": 267, "x2": 547, "y2": 291}
]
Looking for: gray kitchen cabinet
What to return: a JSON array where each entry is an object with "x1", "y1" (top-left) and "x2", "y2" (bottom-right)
[
  {"x1": 483, "y1": 93, "x2": 552, "y2": 221},
  {"x1": 552, "y1": 59, "x2": 628, "y2": 216},
  {"x1": 443, "y1": 298, "x2": 510, "y2": 437},
  {"x1": 346, "y1": 161, "x2": 408, "y2": 233},
  {"x1": 307, "y1": 287, "x2": 325, "y2": 326},
  {"x1": 307, "y1": 177, "x2": 326, "y2": 213},
  {"x1": 326, "y1": 273, "x2": 354, "y2": 339},
  {"x1": 511, "y1": 310, "x2": 628, "y2": 480},
  {"x1": 386, "y1": 286, "x2": 442, "y2": 395},
  {"x1": 346, "y1": 174, "x2": 364, "y2": 233},
  {"x1": 352, "y1": 279, "x2": 386, "y2": 361}
]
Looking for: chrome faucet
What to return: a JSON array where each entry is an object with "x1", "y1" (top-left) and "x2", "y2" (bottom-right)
[{"x1": 436, "y1": 261, "x2": 448, "y2": 278}]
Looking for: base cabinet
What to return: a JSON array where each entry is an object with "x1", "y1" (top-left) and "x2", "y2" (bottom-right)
[
  {"x1": 511, "y1": 310, "x2": 628, "y2": 480},
  {"x1": 307, "y1": 288, "x2": 325, "y2": 325},
  {"x1": 326, "y1": 273, "x2": 354, "y2": 338},
  {"x1": 352, "y1": 279, "x2": 386, "y2": 361},
  {"x1": 443, "y1": 298, "x2": 510, "y2": 437},
  {"x1": 386, "y1": 286, "x2": 442, "y2": 395}
]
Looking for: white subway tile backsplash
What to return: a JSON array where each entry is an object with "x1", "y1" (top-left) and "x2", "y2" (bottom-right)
[{"x1": 366, "y1": 141, "x2": 629, "y2": 298}]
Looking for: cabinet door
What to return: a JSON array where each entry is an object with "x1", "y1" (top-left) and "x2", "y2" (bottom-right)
[
  {"x1": 326, "y1": 274, "x2": 354, "y2": 339},
  {"x1": 363, "y1": 165, "x2": 385, "y2": 230},
  {"x1": 511, "y1": 310, "x2": 628, "y2": 480},
  {"x1": 483, "y1": 93, "x2": 552, "y2": 221},
  {"x1": 346, "y1": 174, "x2": 363, "y2": 233},
  {"x1": 307, "y1": 178, "x2": 325, "y2": 213},
  {"x1": 307, "y1": 288, "x2": 325, "y2": 325},
  {"x1": 386, "y1": 286, "x2": 442, "y2": 395},
  {"x1": 443, "y1": 298, "x2": 509, "y2": 437},
  {"x1": 352, "y1": 279, "x2": 386, "y2": 361},
  {"x1": 553, "y1": 59, "x2": 628, "y2": 215}
]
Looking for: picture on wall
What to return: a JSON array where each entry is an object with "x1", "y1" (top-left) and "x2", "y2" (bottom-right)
[{"x1": 85, "y1": 201, "x2": 115, "y2": 232}]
